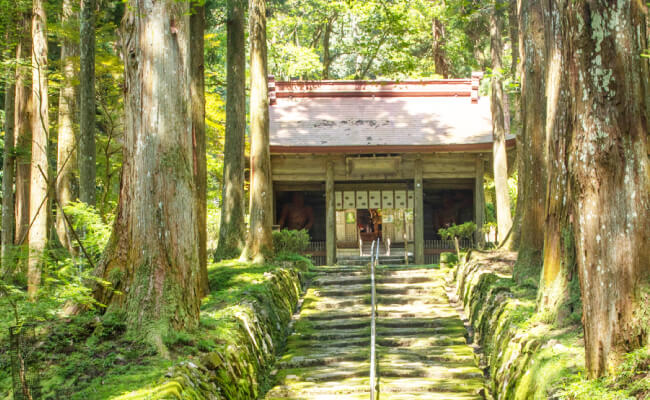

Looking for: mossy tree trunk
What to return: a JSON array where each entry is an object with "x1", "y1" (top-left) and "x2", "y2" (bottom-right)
[
  {"x1": 94, "y1": 0, "x2": 203, "y2": 348},
  {"x1": 28, "y1": 0, "x2": 49, "y2": 298},
  {"x1": 242, "y1": 0, "x2": 273, "y2": 263},
  {"x1": 512, "y1": 0, "x2": 547, "y2": 282},
  {"x1": 14, "y1": 13, "x2": 31, "y2": 249},
  {"x1": 538, "y1": 0, "x2": 576, "y2": 323},
  {"x1": 2, "y1": 80, "x2": 16, "y2": 273},
  {"x1": 55, "y1": 0, "x2": 78, "y2": 253},
  {"x1": 190, "y1": 4, "x2": 209, "y2": 296},
  {"x1": 489, "y1": 0, "x2": 512, "y2": 244},
  {"x1": 565, "y1": 0, "x2": 649, "y2": 378},
  {"x1": 79, "y1": 0, "x2": 96, "y2": 206},
  {"x1": 503, "y1": 0, "x2": 521, "y2": 251},
  {"x1": 216, "y1": 0, "x2": 247, "y2": 260}
]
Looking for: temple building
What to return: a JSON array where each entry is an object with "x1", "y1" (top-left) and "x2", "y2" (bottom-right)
[{"x1": 268, "y1": 74, "x2": 515, "y2": 265}]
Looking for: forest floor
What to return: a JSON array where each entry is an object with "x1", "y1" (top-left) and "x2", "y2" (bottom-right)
[{"x1": 0, "y1": 259, "x2": 307, "y2": 400}]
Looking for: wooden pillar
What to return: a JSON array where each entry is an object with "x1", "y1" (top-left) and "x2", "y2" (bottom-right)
[
  {"x1": 474, "y1": 156, "x2": 486, "y2": 246},
  {"x1": 326, "y1": 160, "x2": 336, "y2": 265},
  {"x1": 414, "y1": 157, "x2": 424, "y2": 264}
]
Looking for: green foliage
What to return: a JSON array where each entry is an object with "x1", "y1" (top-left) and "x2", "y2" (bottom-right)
[
  {"x1": 438, "y1": 221, "x2": 477, "y2": 242},
  {"x1": 272, "y1": 229, "x2": 310, "y2": 256}
]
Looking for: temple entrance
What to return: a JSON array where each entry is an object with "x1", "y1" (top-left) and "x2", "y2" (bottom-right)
[{"x1": 357, "y1": 209, "x2": 382, "y2": 242}]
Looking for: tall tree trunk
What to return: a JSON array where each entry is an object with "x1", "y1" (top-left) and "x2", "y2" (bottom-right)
[
  {"x1": 56, "y1": 0, "x2": 78, "y2": 253},
  {"x1": 490, "y1": 1, "x2": 512, "y2": 244},
  {"x1": 216, "y1": 0, "x2": 247, "y2": 260},
  {"x1": 190, "y1": 4, "x2": 209, "y2": 296},
  {"x1": 432, "y1": 16, "x2": 448, "y2": 78},
  {"x1": 538, "y1": 0, "x2": 576, "y2": 323},
  {"x1": 2, "y1": 81, "x2": 16, "y2": 273},
  {"x1": 565, "y1": 0, "x2": 649, "y2": 378},
  {"x1": 512, "y1": 0, "x2": 547, "y2": 282},
  {"x1": 14, "y1": 14, "x2": 31, "y2": 248},
  {"x1": 28, "y1": 0, "x2": 49, "y2": 298},
  {"x1": 322, "y1": 19, "x2": 333, "y2": 80},
  {"x1": 79, "y1": 0, "x2": 96, "y2": 205},
  {"x1": 94, "y1": 0, "x2": 202, "y2": 349},
  {"x1": 242, "y1": 0, "x2": 273, "y2": 262},
  {"x1": 503, "y1": 0, "x2": 522, "y2": 251}
]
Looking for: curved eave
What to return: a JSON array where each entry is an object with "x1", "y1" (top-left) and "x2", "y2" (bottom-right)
[{"x1": 270, "y1": 138, "x2": 516, "y2": 155}]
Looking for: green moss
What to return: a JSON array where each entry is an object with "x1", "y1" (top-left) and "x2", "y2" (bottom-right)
[
  {"x1": 0, "y1": 258, "x2": 307, "y2": 400},
  {"x1": 454, "y1": 251, "x2": 587, "y2": 399}
]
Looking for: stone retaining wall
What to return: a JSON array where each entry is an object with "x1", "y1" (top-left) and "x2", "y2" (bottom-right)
[
  {"x1": 114, "y1": 267, "x2": 303, "y2": 400},
  {"x1": 451, "y1": 251, "x2": 584, "y2": 400}
]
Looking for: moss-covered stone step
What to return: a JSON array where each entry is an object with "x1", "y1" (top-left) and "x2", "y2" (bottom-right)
[
  {"x1": 377, "y1": 334, "x2": 467, "y2": 348},
  {"x1": 376, "y1": 325, "x2": 467, "y2": 338},
  {"x1": 301, "y1": 311, "x2": 371, "y2": 321},
  {"x1": 376, "y1": 275, "x2": 433, "y2": 284},
  {"x1": 376, "y1": 391, "x2": 482, "y2": 400},
  {"x1": 285, "y1": 334, "x2": 371, "y2": 350},
  {"x1": 275, "y1": 361, "x2": 371, "y2": 383},
  {"x1": 378, "y1": 345, "x2": 477, "y2": 364},
  {"x1": 265, "y1": 377, "x2": 371, "y2": 399},
  {"x1": 310, "y1": 266, "x2": 368, "y2": 274},
  {"x1": 376, "y1": 294, "x2": 451, "y2": 305},
  {"x1": 312, "y1": 275, "x2": 371, "y2": 286},
  {"x1": 376, "y1": 316, "x2": 464, "y2": 329},
  {"x1": 379, "y1": 362, "x2": 484, "y2": 380},
  {"x1": 378, "y1": 377, "x2": 484, "y2": 395},
  {"x1": 317, "y1": 284, "x2": 372, "y2": 297},
  {"x1": 277, "y1": 347, "x2": 369, "y2": 368},
  {"x1": 294, "y1": 316, "x2": 370, "y2": 331}
]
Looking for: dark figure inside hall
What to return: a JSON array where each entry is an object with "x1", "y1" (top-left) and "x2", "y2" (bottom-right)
[{"x1": 279, "y1": 192, "x2": 314, "y2": 231}]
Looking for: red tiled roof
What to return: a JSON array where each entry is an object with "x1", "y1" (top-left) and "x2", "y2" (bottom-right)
[{"x1": 269, "y1": 78, "x2": 505, "y2": 153}]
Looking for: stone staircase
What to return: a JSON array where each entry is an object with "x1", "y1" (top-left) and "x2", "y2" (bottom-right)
[{"x1": 264, "y1": 265, "x2": 485, "y2": 400}]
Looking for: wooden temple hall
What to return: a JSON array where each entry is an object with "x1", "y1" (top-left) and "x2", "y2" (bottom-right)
[{"x1": 269, "y1": 74, "x2": 515, "y2": 265}]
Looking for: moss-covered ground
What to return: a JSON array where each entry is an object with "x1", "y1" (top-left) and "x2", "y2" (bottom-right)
[{"x1": 0, "y1": 257, "x2": 308, "y2": 400}]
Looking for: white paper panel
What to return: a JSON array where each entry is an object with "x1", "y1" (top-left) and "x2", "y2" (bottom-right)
[
  {"x1": 394, "y1": 190, "x2": 407, "y2": 208},
  {"x1": 369, "y1": 191, "x2": 381, "y2": 208},
  {"x1": 335, "y1": 191, "x2": 343, "y2": 209},
  {"x1": 407, "y1": 190, "x2": 414, "y2": 209},
  {"x1": 356, "y1": 191, "x2": 368, "y2": 209},
  {"x1": 343, "y1": 191, "x2": 356, "y2": 209},
  {"x1": 381, "y1": 190, "x2": 394, "y2": 208}
]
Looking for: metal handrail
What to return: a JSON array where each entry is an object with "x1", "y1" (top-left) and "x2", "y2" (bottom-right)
[{"x1": 369, "y1": 238, "x2": 379, "y2": 400}]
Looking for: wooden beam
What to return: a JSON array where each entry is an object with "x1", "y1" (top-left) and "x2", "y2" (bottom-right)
[
  {"x1": 326, "y1": 160, "x2": 336, "y2": 265},
  {"x1": 474, "y1": 156, "x2": 486, "y2": 245},
  {"x1": 414, "y1": 157, "x2": 424, "y2": 264}
]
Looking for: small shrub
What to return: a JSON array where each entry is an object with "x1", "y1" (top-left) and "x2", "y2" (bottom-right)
[
  {"x1": 440, "y1": 252, "x2": 458, "y2": 266},
  {"x1": 272, "y1": 229, "x2": 310, "y2": 255}
]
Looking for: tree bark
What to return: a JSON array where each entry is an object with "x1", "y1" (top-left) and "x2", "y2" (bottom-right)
[
  {"x1": 216, "y1": 0, "x2": 247, "y2": 260},
  {"x1": 490, "y1": 1, "x2": 512, "y2": 244},
  {"x1": 56, "y1": 0, "x2": 79, "y2": 253},
  {"x1": 28, "y1": 0, "x2": 49, "y2": 298},
  {"x1": 538, "y1": 0, "x2": 576, "y2": 323},
  {"x1": 190, "y1": 4, "x2": 209, "y2": 296},
  {"x1": 565, "y1": 0, "x2": 650, "y2": 378},
  {"x1": 79, "y1": 0, "x2": 96, "y2": 205},
  {"x1": 94, "y1": 0, "x2": 202, "y2": 349},
  {"x1": 322, "y1": 19, "x2": 333, "y2": 80},
  {"x1": 2, "y1": 81, "x2": 16, "y2": 273},
  {"x1": 14, "y1": 13, "x2": 31, "y2": 248},
  {"x1": 432, "y1": 16, "x2": 449, "y2": 78},
  {"x1": 242, "y1": 0, "x2": 273, "y2": 263},
  {"x1": 512, "y1": 0, "x2": 547, "y2": 282}
]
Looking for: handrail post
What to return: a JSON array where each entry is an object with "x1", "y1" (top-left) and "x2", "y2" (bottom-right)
[{"x1": 370, "y1": 238, "x2": 379, "y2": 400}]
